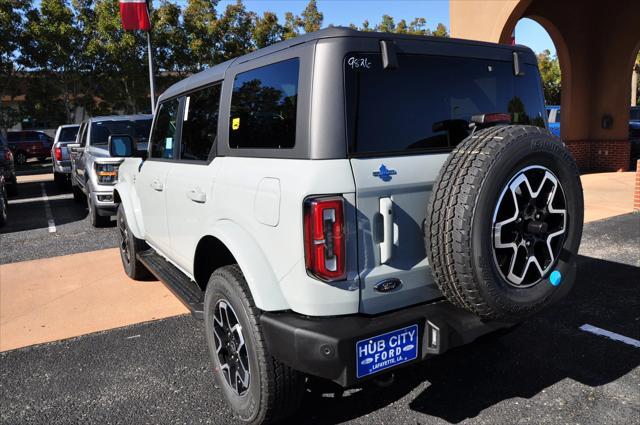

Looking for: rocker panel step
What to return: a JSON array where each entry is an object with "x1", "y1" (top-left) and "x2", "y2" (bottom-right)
[{"x1": 138, "y1": 250, "x2": 204, "y2": 320}]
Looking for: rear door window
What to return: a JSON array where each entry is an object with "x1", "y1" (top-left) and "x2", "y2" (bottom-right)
[
  {"x1": 59, "y1": 127, "x2": 79, "y2": 142},
  {"x1": 345, "y1": 54, "x2": 546, "y2": 155},
  {"x1": 229, "y1": 58, "x2": 299, "y2": 149},
  {"x1": 149, "y1": 99, "x2": 180, "y2": 159},
  {"x1": 180, "y1": 84, "x2": 221, "y2": 161}
]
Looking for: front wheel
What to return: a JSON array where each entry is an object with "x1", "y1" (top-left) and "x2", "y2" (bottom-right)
[
  {"x1": 116, "y1": 206, "x2": 150, "y2": 280},
  {"x1": 204, "y1": 265, "x2": 304, "y2": 424},
  {"x1": 87, "y1": 191, "x2": 110, "y2": 227}
]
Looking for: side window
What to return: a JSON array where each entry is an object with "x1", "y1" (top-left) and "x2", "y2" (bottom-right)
[
  {"x1": 229, "y1": 58, "x2": 299, "y2": 149},
  {"x1": 149, "y1": 99, "x2": 180, "y2": 159},
  {"x1": 180, "y1": 84, "x2": 221, "y2": 161}
]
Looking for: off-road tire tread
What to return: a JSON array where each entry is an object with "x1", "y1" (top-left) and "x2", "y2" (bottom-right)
[
  {"x1": 117, "y1": 206, "x2": 150, "y2": 280},
  {"x1": 211, "y1": 265, "x2": 304, "y2": 424},
  {"x1": 426, "y1": 125, "x2": 572, "y2": 320}
]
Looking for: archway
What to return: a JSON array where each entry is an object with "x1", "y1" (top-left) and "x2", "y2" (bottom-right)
[{"x1": 451, "y1": 0, "x2": 640, "y2": 172}]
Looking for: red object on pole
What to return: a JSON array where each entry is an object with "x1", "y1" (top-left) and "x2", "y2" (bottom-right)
[{"x1": 119, "y1": 0, "x2": 151, "y2": 31}]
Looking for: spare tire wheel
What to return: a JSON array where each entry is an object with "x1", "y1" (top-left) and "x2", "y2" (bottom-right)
[{"x1": 426, "y1": 125, "x2": 583, "y2": 321}]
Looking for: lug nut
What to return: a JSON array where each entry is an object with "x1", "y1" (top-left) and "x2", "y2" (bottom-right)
[
  {"x1": 526, "y1": 240, "x2": 531, "y2": 247},
  {"x1": 535, "y1": 214, "x2": 540, "y2": 220}
]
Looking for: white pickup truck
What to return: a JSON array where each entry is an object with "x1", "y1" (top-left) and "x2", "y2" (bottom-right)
[{"x1": 112, "y1": 28, "x2": 583, "y2": 424}]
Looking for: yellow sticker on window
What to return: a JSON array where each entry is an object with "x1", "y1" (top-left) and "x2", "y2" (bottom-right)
[{"x1": 232, "y1": 117, "x2": 240, "y2": 130}]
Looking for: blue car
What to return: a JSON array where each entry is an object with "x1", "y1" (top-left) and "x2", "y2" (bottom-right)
[{"x1": 546, "y1": 105, "x2": 561, "y2": 136}]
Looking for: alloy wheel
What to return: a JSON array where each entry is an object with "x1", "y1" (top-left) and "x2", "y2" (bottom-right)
[
  {"x1": 118, "y1": 213, "x2": 130, "y2": 264},
  {"x1": 492, "y1": 166, "x2": 567, "y2": 287},
  {"x1": 212, "y1": 299, "x2": 251, "y2": 397}
]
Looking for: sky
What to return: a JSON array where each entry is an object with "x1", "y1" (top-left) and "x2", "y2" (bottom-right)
[
  {"x1": 33, "y1": 0, "x2": 557, "y2": 56},
  {"x1": 212, "y1": 0, "x2": 556, "y2": 55}
]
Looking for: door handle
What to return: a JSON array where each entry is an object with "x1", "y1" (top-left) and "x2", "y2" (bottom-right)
[
  {"x1": 379, "y1": 197, "x2": 394, "y2": 264},
  {"x1": 187, "y1": 188, "x2": 206, "y2": 203},
  {"x1": 151, "y1": 180, "x2": 164, "y2": 192}
]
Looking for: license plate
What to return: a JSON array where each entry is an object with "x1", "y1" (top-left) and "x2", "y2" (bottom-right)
[{"x1": 356, "y1": 324, "x2": 419, "y2": 379}]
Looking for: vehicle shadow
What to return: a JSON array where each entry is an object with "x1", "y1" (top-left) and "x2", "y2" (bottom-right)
[
  {"x1": 285, "y1": 255, "x2": 640, "y2": 424},
  {"x1": 1, "y1": 178, "x2": 99, "y2": 233},
  {"x1": 14, "y1": 159, "x2": 53, "y2": 176}
]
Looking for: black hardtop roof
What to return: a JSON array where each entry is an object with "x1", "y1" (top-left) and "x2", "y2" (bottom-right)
[{"x1": 159, "y1": 27, "x2": 535, "y2": 101}]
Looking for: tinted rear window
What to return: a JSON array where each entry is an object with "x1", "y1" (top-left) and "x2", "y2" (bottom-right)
[
  {"x1": 345, "y1": 54, "x2": 546, "y2": 155},
  {"x1": 90, "y1": 119, "x2": 152, "y2": 146},
  {"x1": 229, "y1": 58, "x2": 299, "y2": 149},
  {"x1": 59, "y1": 127, "x2": 79, "y2": 142}
]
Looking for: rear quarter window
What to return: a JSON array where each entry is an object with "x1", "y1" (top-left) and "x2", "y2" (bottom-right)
[
  {"x1": 229, "y1": 58, "x2": 299, "y2": 149},
  {"x1": 345, "y1": 53, "x2": 546, "y2": 155}
]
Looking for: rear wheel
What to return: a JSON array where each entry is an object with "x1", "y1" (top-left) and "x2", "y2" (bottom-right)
[
  {"x1": 426, "y1": 125, "x2": 583, "y2": 321},
  {"x1": 204, "y1": 265, "x2": 304, "y2": 424},
  {"x1": 15, "y1": 151, "x2": 26, "y2": 165},
  {"x1": 116, "y1": 206, "x2": 150, "y2": 280}
]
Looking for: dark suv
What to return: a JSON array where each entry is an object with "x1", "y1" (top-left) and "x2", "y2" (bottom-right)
[
  {"x1": 7, "y1": 130, "x2": 53, "y2": 165},
  {"x1": 0, "y1": 134, "x2": 17, "y2": 195}
]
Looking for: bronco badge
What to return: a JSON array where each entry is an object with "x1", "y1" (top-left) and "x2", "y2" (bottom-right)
[{"x1": 373, "y1": 164, "x2": 397, "y2": 182}]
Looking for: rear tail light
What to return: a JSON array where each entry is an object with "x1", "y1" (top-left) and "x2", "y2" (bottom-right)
[
  {"x1": 54, "y1": 147, "x2": 62, "y2": 161},
  {"x1": 303, "y1": 196, "x2": 346, "y2": 282}
]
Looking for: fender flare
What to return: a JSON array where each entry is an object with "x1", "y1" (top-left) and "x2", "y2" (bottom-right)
[
  {"x1": 208, "y1": 220, "x2": 289, "y2": 312},
  {"x1": 113, "y1": 183, "x2": 145, "y2": 239}
]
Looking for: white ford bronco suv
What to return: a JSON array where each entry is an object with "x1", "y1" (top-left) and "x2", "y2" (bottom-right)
[{"x1": 112, "y1": 28, "x2": 583, "y2": 424}]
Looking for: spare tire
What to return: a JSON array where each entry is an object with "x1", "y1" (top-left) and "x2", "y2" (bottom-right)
[{"x1": 426, "y1": 125, "x2": 583, "y2": 321}]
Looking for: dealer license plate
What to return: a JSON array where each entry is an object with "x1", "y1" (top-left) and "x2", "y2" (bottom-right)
[{"x1": 356, "y1": 324, "x2": 419, "y2": 379}]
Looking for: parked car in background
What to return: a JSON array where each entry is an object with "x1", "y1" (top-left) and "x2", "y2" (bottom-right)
[
  {"x1": 0, "y1": 175, "x2": 7, "y2": 227},
  {"x1": 0, "y1": 134, "x2": 17, "y2": 196},
  {"x1": 51, "y1": 124, "x2": 80, "y2": 185},
  {"x1": 546, "y1": 105, "x2": 561, "y2": 136},
  {"x1": 68, "y1": 115, "x2": 152, "y2": 227},
  {"x1": 7, "y1": 130, "x2": 53, "y2": 165}
]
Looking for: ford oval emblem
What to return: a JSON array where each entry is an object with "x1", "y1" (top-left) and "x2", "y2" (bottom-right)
[{"x1": 374, "y1": 278, "x2": 402, "y2": 293}]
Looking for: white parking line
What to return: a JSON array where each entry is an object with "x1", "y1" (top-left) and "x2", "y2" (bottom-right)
[
  {"x1": 40, "y1": 182, "x2": 56, "y2": 233},
  {"x1": 8, "y1": 193, "x2": 74, "y2": 205},
  {"x1": 579, "y1": 324, "x2": 640, "y2": 348}
]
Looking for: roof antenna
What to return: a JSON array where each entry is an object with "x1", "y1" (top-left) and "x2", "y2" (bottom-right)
[{"x1": 380, "y1": 40, "x2": 398, "y2": 70}]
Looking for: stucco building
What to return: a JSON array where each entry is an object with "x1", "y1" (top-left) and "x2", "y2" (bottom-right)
[{"x1": 450, "y1": 0, "x2": 640, "y2": 172}]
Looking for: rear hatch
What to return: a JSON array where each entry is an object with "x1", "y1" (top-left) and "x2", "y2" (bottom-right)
[{"x1": 346, "y1": 51, "x2": 547, "y2": 314}]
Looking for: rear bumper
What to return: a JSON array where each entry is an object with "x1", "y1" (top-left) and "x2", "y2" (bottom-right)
[
  {"x1": 53, "y1": 161, "x2": 71, "y2": 174},
  {"x1": 261, "y1": 300, "x2": 511, "y2": 387}
]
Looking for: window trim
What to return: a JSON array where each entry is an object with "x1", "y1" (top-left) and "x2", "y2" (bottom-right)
[
  {"x1": 228, "y1": 57, "x2": 300, "y2": 151},
  {"x1": 216, "y1": 44, "x2": 312, "y2": 160},
  {"x1": 175, "y1": 81, "x2": 223, "y2": 165},
  {"x1": 147, "y1": 96, "x2": 184, "y2": 162}
]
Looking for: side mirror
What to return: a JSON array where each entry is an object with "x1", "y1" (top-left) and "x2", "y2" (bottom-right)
[
  {"x1": 67, "y1": 143, "x2": 82, "y2": 154},
  {"x1": 108, "y1": 134, "x2": 134, "y2": 157}
]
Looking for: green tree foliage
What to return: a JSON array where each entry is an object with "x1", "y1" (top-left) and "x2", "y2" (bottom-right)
[
  {"x1": 0, "y1": 0, "x2": 30, "y2": 131},
  {"x1": 350, "y1": 14, "x2": 448, "y2": 37},
  {"x1": 300, "y1": 0, "x2": 322, "y2": 34},
  {"x1": 9, "y1": 0, "x2": 452, "y2": 130},
  {"x1": 537, "y1": 49, "x2": 562, "y2": 105}
]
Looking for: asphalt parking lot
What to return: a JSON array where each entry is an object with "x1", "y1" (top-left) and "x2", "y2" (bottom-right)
[
  {"x1": 0, "y1": 164, "x2": 639, "y2": 424},
  {"x1": 0, "y1": 161, "x2": 118, "y2": 264}
]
